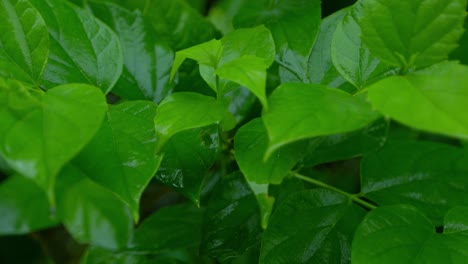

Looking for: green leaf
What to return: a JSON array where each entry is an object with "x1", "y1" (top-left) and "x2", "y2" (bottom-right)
[
  {"x1": 262, "y1": 83, "x2": 379, "y2": 159},
  {"x1": 367, "y1": 62, "x2": 468, "y2": 139},
  {"x1": 305, "y1": 9, "x2": 350, "y2": 89},
  {"x1": 29, "y1": 0, "x2": 123, "y2": 92},
  {"x1": 87, "y1": 2, "x2": 174, "y2": 102},
  {"x1": 143, "y1": 0, "x2": 216, "y2": 50},
  {"x1": 260, "y1": 189, "x2": 366, "y2": 264},
  {"x1": 57, "y1": 164, "x2": 133, "y2": 250},
  {"x1": 357, "y1": 0, "x2": 467, "y2": 68},
  {"x1": 73, "y1": 101, "x2": 161, "y2": 222},
  {"x1": 361, "y1": 140, "x2": 468, "y2": 225},
  {"x1": 331, "y1": 5, "x2": 397, "y2": 89},
  {"x1": 216, "y1": 55, "x2": 269, "y2": 109},
  {"x1": 201, "y1": 171, "x2": 262, "y2": 262},
  {"x1": 352, "y1": 205, "x2": 468, "y2": 263},
  {"x1": 171, "y1": 39, "x2": 223, "y2": 81},
  {"x1": 0, "y1": 80, "x2": 107, "y2": 204},
  {"x1": 302, "y1": 118, "x2": 388, "y2": 166},
  {"x1": 220, "y1": 25, "x2": 275, "y2": 67},
  {"x1": 0, "y1": 175, "x2": 59, "y2": 234},
  {"x1": 129, "y1": 203, "x2": 204, "y2": 252},
  {"x1": 156, "y1": 126, "x2": 220, "y2": 206},
  {"x1": 234, "y1": 118, "x2": 302, "y2": 184},
  {"x1": 0, "y1": 0, "x2": 49, "y2": 84},
  {"x1": 233, "y1": 0, "x2": 321, "y2": 81},
  {"x1": 153, "y1": 92, "x2": 225, "y2": 152}
]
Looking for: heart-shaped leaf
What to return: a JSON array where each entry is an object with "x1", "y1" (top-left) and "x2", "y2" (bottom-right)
[
  {"x1": 73, "y1": 101, "x2": 162, "y2": 222},
  {"x1": 357, "y1": 0, "x2": 467, "y2": 69},
  {"x1": 29, "y1": 0, "x2": 123, "y2": 92},
  {"x1": 0, "y1": 80, "x2": 107, "y2": 203},
  {"x1": 0, "y1": 0, "x2": 48, "y2": 84},
  {"x1": 352, "y1": 205, "x2": 468, "y2": 263},
  {"x1": 331, "y1": 4, "x2": 397, "y2": 89}
]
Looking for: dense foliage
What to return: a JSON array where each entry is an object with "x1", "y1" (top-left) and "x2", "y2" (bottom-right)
[{"x1": 0, "y1": 0, "x2": 468, "y2": 263}]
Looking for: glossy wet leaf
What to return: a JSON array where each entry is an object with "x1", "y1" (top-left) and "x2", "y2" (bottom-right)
[
  {"x1": 154, "y1": 92, "x2": 225, "y2": 152},
  {"x1": 234, "y1": 0, "x2": 321, "y2": 82},
  {"x1": 352, "y1": 205, "x2": 468, "y2": 263},
  {"x1": 235, "y1": 118, "x2": 302, "y2": 184},
  {"x1": 331, "y1": 5, "x2": 397, "y2": 89},
  {"x1": 0, "y1": 80, "x2": 107, "y2": 203},
  {"x1": 88, "y1": 2, "x2": 174, "y2": 103},
  {"x1": 73, "y1": 101, "x2": 161, "y2": 222},
  {"x1": 29, "y1": 0, "x2": 123, "y2": 92},
  {"x1": 143, "y1": 0, "x2": 216, "y2": 50},
  {"x1": 130, "y1": 203, "x2": 204, "y2": 252},
  {"x1": 361, "y1": 140, "x2": 468, "y2": 225},
  {"x1": 57, "y1": 164, "x2": 133, "y2": 250},
  {"x1": 216, "y1": 56, "x2": 268, "y2": 109},
  {"x1": 0, "y1": 175, "x2": 59, "y2": 234},
  {"x1": 262, "y1": 83, "x2": 379, "y2": 158},
  {"x1": 0, "y1": 0, "x2": 48, "y2": 84},
  {"x1": 201, "y1": 171, "x2": 262, "y2": 262},
  {"x1": 367, "y1": 62, "x2": 468, "y2": 139},
  {"x1": 260, "y1": 189, "x2": 366, "y2": 264},
  {"x1": 156, "y1": 126, "x2": 219, "y2": 206},
  {"x1": 224, "y1": 86, "x2": 256, "y2": 124},
  {"x1": 303, "y1": 118, "x2": 388, "y2": 166},
  {"x1": 357, "y1": 0, "x2": 467, "y2": 68}
]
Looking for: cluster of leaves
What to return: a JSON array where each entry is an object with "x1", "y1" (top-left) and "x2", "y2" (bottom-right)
[{"x1": 1, "y1": 0, "x2": 468, "y2": 263}]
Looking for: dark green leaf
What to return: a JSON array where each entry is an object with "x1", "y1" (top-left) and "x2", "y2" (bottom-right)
[
  {"x1": 303, "y1": 118, "x2": 388, "y2": 166},
  {"x1": 260, "y1": 189, "x2": 366, "y2": 264},
  {"x1": 156, "y1": 126, "x2": 220, "y2": 206},
  {"x1": 88, "y1": 2, "x2": 174, "y2": 102},
  {"x1": 57, "y1": 164, "x2": 133, "y2": 250},
  {"x1": 357, "y1": 0, "x2": 467, "y2": 68},
  {"x1": 143, "y1": 0, "x2": 216, "y2": 50},
  {"x1": 262, "y1": 83, "x2": 379, "y2": 158},
  {"x1": 361, "y1": 140, "x2": 468, "y2": 225},
  {"x1": 331, "y1": 5, "x2": 397, "y2": 89},
  {"x1": 234, "y1": 0, "x2": 321, "y2": 82},
  {"x1": 0, "y1": 80, "x2": 107, "y2": 203},
  {"x1": 0, "y1": 175, "x2": 59, "y2": 234},
  {"x1": 352, "y1": 205, "x2": 468, "y2": 263},
  {"x1": 73, "y1": 101, "x2": 161, "y2": 221},
  {"x1": 234, "y1": 118, "x2": 302, "y2": 184},
  {"x1": 367, "y1": 62, "x2": 468, "y2": 139},
  {"x1": 0, "y1": 0, "x2": 48, "y2": 84},
  {"x1": 153, "y1": 92, "x2": 225, "y2": 152},
  {"x1": 130, "y1": 203, "x2": 204, "y2": 252},
  {"x1": 29, "y1": 0, "x2": 123, "y2": 92},
  {"x1": 450, "y1": 16, "x2": 468, "y2": 65},
  {"x1": 201, "y1": 171, "x2": 262, "y2": 262}
]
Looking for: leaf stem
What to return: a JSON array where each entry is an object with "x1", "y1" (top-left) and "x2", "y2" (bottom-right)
[{"x1": 292, "y1": 172, "x2": 377, "y2": 210}]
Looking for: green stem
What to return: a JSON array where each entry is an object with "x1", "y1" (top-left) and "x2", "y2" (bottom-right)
[{"x1": 293, "y1": 173, "x2": 377, "y2": 210}]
